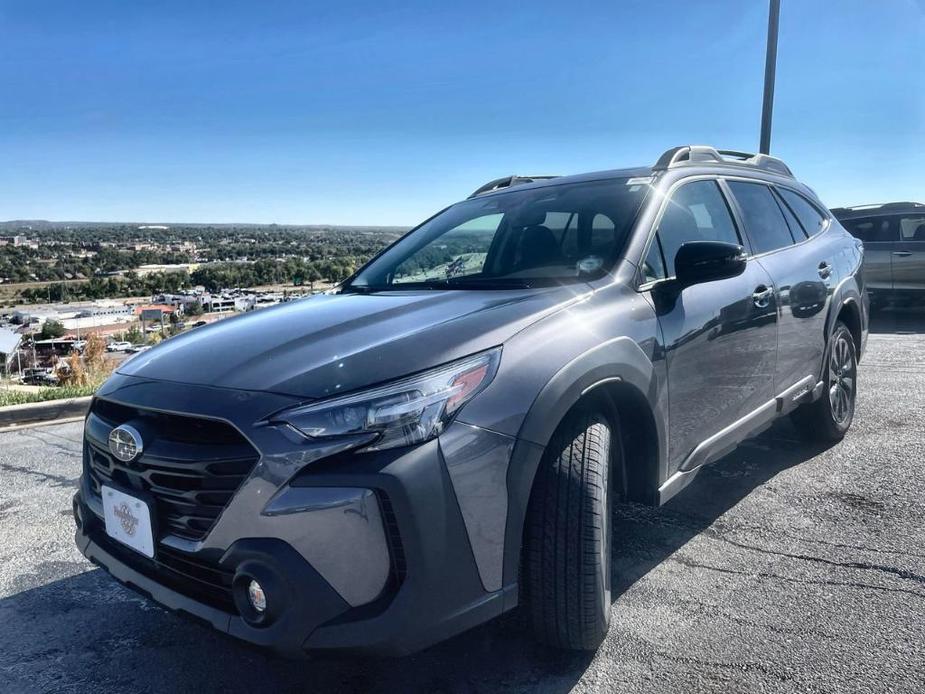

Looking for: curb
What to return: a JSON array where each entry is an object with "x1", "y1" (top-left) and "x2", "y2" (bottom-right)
[{"x1": 0, "y1": 396, "x2": 92, "y2": 430}]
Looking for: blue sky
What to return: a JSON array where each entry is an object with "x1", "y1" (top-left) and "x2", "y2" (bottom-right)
[{"x1": 1, "y1": 0, "x2": 922, "y2": 225}]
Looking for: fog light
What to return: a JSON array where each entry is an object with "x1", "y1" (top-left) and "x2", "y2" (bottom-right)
[{"x1": 247, "y1": 579, "x2": 267, "y2": 613}]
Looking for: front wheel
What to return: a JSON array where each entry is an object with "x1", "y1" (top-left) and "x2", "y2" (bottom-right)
[
  {"x1": 522, "y1": 407, "x2": 618, "y2": 651},
  {"x1": 791, "y1": 321, "x2": 858, "y2": 442}
]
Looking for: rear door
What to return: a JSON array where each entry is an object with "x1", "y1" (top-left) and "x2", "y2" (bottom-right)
[
  {"x1": 892, "y1": 213, "x2": 925, "y2": 294},
  {"x1": 840, "y1": 215, "x2": 896, "y2": 294},
  {"x1": 725, "y1": 180, "x2": 831, "y2": 394}
]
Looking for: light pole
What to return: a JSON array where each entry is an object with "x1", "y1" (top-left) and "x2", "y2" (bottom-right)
[{"x1": 759, "y1": 0, "x2": 781, "y2": 154}]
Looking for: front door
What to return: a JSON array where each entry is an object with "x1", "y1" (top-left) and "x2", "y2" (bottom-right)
[
  {"x1": 891, "y1": 213, "x2": 925, "y2": 295},
  {"x1": 640, "y1": 179, "x2": 778, "y2": 471}
]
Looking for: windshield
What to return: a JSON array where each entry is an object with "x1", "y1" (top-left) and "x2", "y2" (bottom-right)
[{"x1": 346, "y1": 178, "x2": 650, "y2": 290}]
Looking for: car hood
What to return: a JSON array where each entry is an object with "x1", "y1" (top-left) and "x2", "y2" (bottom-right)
[{"x1": 116, "y1": 287, "x2": 587, "y2": 398}]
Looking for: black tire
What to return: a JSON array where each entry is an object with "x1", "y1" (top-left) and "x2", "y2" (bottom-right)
[
  {"x1": 790, "y1": 321, "x2": 858, "y2": 442},
  {"x1": 522, "y1": 407, "x2": 617, "y2": 650}
]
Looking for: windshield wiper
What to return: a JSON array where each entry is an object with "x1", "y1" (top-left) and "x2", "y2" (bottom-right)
[
  {"x1": 450, "y1": 277, "x2": 533, "y2": 289},
  {"x1": 413, "y1": 277, "x2": 533, "y2": 290},
  {"x1": 342, "y1": 278, "x2": 533, "y2": 292},
  {"x1": 339, "y1": 284, "x2": 385, "y2": 294}
]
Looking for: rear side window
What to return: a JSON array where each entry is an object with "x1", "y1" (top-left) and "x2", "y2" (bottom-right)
[
  {"x1": 778, "y1": 188, "x2": 827, "y2": 237},
  {"x1": 772, "y1": 190, "x2": 806, "y2": 241},
  {"x1": 727, "y1": 181, "x2": 794, "y2": 254},
  {"x1": 842, "y1": 218, "x2": 895, "y2": 243},
  {"x1": 652, "y1": 180, "x2": 740, "y2": 277}
]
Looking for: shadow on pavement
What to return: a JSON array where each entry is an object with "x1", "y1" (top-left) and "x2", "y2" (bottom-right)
[
  {"x1": 610, "y1": 419, "x2": 833, "y2": 605},
  {"x1": 868, "y1": 304, "x2": 925, "y2": 335},
  {"x1": 0, "y1": 421, "x2": 831, "y2": 694}
]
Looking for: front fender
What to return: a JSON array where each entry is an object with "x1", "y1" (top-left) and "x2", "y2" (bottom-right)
[{"x1": 500, "y1": 336, "x2": 666, "y2": 602}]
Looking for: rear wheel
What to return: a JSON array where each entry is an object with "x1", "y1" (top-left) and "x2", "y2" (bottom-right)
[
  {"x1": 522, "y1": 407, "x2": 618, "y2": 650},
  {"x1": 791, "y1": 321, "x2": 857, "y2": 442}
]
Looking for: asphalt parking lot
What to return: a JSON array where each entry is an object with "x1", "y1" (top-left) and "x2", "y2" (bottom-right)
[{"x1": 1, "y1": 312, "x2": 923, "y2": 693}]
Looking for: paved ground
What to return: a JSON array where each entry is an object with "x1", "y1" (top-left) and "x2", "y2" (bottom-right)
[{"x1": 1, "y1": 314, "x2": 923, "y2": 693}]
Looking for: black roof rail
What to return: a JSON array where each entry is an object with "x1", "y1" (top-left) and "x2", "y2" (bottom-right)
[
  {"x1": 830, "y1": 201, "x2": 925, "y2": 215},
  {"x1": 468, "y1": 175, "x2": 559, "y2": 199},
  {"x1": 653, "y1": 145, "x2": 794, "y2": 178}
]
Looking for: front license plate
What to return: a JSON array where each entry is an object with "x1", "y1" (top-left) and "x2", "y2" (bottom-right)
[{"x1": 101, "y1": 485, "x2": 155, "y2": 558}]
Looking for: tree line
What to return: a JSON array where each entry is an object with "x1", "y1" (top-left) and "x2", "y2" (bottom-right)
[
  {"x1": 14, "y1": 257, "x2": 362, "y2": 304},
  {"x1": 0, "y1": 223, "x2": 403, "y2": 286}
]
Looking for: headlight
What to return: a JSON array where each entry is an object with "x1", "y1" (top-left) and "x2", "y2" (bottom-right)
[{"x1": 276, "y1": 347, "x2": 501, "y2": 451}]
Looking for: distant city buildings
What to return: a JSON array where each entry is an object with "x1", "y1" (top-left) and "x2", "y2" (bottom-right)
[
  {"x1": 10, "y1": 301, "x2": 134, "y2": 330},
  {"x1": 133, "y1": 262, "x2": 200, "y2": 277},
  {"x1": 153, "y1": 290, "x2": 206, "y2": 312},
  {"x1": 0, "y1": 287, "x2": 310, "y2": 373},
  {"x1": 0, "y1": 235, "x2": 39, "y2": 248},
  {"x1": 133, "y1": 303, "x2": 179, "y2": 318}
]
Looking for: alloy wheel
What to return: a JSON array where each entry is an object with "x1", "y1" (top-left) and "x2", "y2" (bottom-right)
[{"x1": 828, "y1": 333, "x2": 855, "y2": 425}]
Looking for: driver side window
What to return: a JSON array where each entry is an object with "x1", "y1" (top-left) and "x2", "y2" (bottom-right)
[{"x1": 643, "y1": 179, "x2": 741, "y2": 281}]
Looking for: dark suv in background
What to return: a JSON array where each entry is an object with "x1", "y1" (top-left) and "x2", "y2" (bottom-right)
[
  {"x1": 74, "y1": 145, "x2": 867, "y2": 656},
  {"x1": 833, "y1": 201, "x2": 925, "y2": 306}
]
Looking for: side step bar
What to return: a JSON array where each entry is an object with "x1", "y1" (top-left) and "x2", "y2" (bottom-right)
[{"x1": 657, "y1": 375, "x2": 819, "y2": 505}]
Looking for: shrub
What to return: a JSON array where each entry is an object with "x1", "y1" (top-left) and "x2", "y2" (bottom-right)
[
  {"x1": 39, "y1": 319, "x2": 66, "y2": 340},
  {"x1": 84, "y1": 332, "x2": 107, "y2": 371},
  {"x1": 0, "y1": 383, "x2": 98, "y2": 407}
]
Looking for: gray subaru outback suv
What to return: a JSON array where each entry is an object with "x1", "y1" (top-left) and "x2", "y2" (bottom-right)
[{"x1": 74, "y1": 145, "x2": 867, "y2": 656}]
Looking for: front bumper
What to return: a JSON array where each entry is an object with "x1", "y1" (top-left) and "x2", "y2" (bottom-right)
[{"x1": 74, "y1": 375, "x2": 517, "y2": 656}]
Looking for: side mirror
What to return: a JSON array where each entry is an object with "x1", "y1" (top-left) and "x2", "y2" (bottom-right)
[{"x1": 674, "y1": 241, "x2": 747, "y2": 287}]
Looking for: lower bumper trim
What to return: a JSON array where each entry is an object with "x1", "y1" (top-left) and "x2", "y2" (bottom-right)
[{"x1": 75, "y1": 494, "x2": 353, "y2": 657}]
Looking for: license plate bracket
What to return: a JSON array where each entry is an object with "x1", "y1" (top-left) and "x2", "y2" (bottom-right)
[{"x1": 101, "y1": 485, "x2": 156, "y2": 559}]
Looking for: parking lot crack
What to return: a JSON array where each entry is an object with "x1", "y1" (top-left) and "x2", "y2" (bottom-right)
[
  {"x1": 674, "y1": 596, "x2": 837, "y2": 640},
  {"x1": 12, "y1": 429, "x2": 82, "y2": 456},
  {"x1": 669, "y1": 555, "x2": 925, "y2": 600},
  {"x1": 703, "y1": 533, "x2": 925, "y2": 586},
  {"x1": 651, "y1": 649, "x2": 792, "y2": 683},
  {"x1": 0, "y1": 462, "x2": 79, "y2": 489}
]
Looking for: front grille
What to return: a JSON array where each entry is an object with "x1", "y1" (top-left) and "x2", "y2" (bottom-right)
[{"x1": 85, "y1": 398, "x2": 259, "y2": 542}]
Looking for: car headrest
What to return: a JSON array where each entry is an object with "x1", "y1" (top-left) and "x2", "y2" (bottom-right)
[
  {"x1": 513, "y1": 208, "x2": 547, "y2": 228},
  {"x1": 518, "y1": 225, "x2": 560, "y2": 268}
]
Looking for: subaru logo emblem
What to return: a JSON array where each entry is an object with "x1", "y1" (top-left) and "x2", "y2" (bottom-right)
[{"x1": 108, "y1": 425, "x2": 143, "y2": 463}]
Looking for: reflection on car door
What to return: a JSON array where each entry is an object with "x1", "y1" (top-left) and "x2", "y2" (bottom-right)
[
  {"x1": 892, "y1": 213, "x2": 925, "y2": 295},
  {"x1": 641, "y1": 179, "x2": 778, "y2": 472},
  {"x1": 730, "y1": 183, "x2": 834, "y2": 393}
]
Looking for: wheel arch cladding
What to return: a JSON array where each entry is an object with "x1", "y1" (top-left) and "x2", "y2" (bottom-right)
[
  {"x1": 825, "y1": 274, "x2": 864, "y2": 359},
  {"x1": 501, "y1": 336, "x2": 664, "y2": 595},
  {"x1": 836, "y1": 299, "x2": 863, "y2": 356}
]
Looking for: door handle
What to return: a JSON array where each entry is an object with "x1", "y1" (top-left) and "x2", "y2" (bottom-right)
[
  {"x1": 817, "y1": 261, "x2": 832, "y2": 279},
  {"x1": 753, "y1": 285, "x2": 773, "y2": 308},
  {"x1": 892, "y1": 251, "x2": 912, "y2": 257}
]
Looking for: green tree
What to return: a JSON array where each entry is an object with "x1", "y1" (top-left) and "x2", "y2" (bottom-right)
[
  {"x1": 39, "y1": 319, "x2": 66, "y2": 340},
  {"x1": 124, "y1": 325, "x2": 143, "y2": 344},
  {"x1": 306, "y1": 264, "x2": 323, "y2": 292}
]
